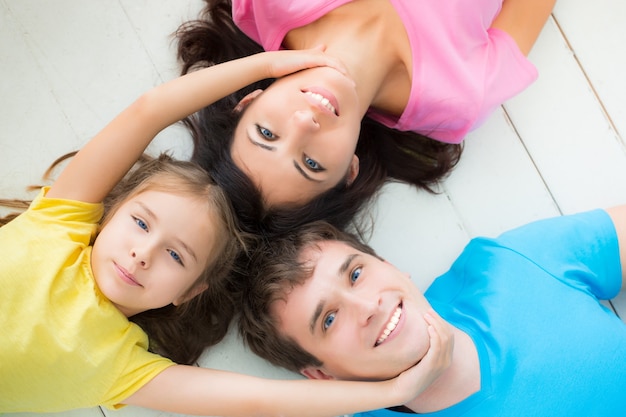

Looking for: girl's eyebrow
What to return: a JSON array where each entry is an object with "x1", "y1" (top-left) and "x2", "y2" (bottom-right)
[{"x1": 135, "y1": 201, "x2": 198, "y2": 263}]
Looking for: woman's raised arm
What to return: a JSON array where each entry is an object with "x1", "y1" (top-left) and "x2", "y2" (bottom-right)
[{"x1": 47, "y1": 47, "x2": 346, "y2": 204}]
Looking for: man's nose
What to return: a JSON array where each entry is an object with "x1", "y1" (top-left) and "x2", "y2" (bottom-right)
[{"x1": 346, "y1": 292, "x2": 380, "y2": 326}]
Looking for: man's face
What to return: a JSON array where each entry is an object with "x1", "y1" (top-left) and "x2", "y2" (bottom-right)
[{"x1": 273, "y1": 240, "x2": 433, "y2": 381}]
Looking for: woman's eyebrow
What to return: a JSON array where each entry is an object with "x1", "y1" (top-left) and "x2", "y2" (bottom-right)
[{"x1": 247, "y1": 131, "x2": 322, "y2": 183}]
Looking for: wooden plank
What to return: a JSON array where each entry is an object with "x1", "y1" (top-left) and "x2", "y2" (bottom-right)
[
  {"x1": 505, "y1": 16, "x2": 626, "y2": 214},
  {"x1": 553, "y1": 0, "x2": 626, "y2": 140}
]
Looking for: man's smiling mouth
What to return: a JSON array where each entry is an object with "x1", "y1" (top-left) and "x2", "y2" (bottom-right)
[{"x1": 375, "y1": 304, "x2": 402, "y2": 346}]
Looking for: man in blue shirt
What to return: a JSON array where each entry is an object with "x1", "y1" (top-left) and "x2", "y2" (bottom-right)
[{"x1": 240, "y1": 207, "x2": 626, "y2": 416}]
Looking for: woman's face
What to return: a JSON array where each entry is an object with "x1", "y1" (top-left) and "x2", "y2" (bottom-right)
[{"x1": 231, "y1": 66, "x2": 363, "y2": 207}]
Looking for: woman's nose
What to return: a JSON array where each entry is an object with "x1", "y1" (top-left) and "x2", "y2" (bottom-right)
[{"x1": 291, "y1": 109, "x2": 320, "y2": 134}]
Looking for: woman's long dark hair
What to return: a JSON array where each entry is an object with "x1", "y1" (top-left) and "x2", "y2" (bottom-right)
[{"x1": 176, "y1": 0, "x2": 463, "y2": 235}]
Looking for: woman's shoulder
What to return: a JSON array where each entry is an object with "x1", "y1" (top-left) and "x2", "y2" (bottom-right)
[{"x1": 233, "y1": 0, "x2": 352, "y2": 50}]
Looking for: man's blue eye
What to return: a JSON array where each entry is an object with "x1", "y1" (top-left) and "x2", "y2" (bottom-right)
[
  {"x1": 256, "y1": 125, "x2": 275, "y2": 140},
  {"x1": 134, "y1": 217, "x2": 148, "y2": 231},
  {"x1": 350, "y1": 267, "x2": 361, "y2": 283},
  {"x1": 304, "y1": 156, "x2": 321, "y2": 171},
  {"x1": 168, "y1": 249, "x2": 183, "y2": 266},
  {"x1": 323, "y1": 313, "x2": 336, "y2": 330}
]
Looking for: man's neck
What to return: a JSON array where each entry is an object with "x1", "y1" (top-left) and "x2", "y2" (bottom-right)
[{"x1": 404, "y1": 327, "x2": 480, "y2": 413}]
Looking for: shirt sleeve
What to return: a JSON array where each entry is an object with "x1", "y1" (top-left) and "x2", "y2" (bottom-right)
[{"x1": 495, "y1": 210, "x2": 622, "y2": 300}]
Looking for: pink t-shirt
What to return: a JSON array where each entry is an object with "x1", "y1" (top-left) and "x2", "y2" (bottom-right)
[{"x1": 233, "y1": 0, "x2": 537, "y2": 144}]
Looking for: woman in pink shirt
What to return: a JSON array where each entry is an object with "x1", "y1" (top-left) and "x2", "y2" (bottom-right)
[{"x1": 177, "y1": 0, "x2": 555, "y2": 234}]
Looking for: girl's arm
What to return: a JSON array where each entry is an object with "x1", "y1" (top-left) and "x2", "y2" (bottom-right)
[
  {"x1": 123, "y1": 312, "x2": 453, "y2": 417},
  {"x1": 46, "y1": 47, "x2": 345, "y2": 203},
  {"x1": 490, "y1": 0, "x2": 557, "y2": 56}
]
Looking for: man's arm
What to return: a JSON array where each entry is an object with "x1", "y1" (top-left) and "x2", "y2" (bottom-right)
[
  {"x1": 605, "y1": 206, "x2": 626, "y2": 290},
  {"x1": 490, "y1": 0, "x2": 557, "y2": 56}
]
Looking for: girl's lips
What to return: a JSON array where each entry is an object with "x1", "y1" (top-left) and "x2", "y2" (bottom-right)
[
  {"x1": 114, "y1": 263, "x2": 142, "y2": 287},
  {"x1": 302, "y1": 87, "x2": 340, "y2": 116}
]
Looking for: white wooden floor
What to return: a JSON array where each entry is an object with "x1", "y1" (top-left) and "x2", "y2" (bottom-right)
[{"x1": 1, "y1": 1, "x2": 625, "y2": 416}]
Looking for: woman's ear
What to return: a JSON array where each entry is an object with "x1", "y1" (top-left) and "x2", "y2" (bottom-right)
[
  {"x1": 301, "y1": 367, "x2": 335, "y2": 380},
  {"x1": 173, "y1": 282, "x2": 208, "y2": 306},
  {"x1": 234, "y1": 89, "x2": 263, "y2": 113},
  {"x1": 346, "y1": 154, "x2": 360, "y2": 186}
]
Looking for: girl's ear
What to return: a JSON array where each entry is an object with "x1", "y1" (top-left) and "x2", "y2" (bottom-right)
[
  {"x1": 300, "y1": 367, "x2": 335, "y2": 380},
  {"x1": 346, "y1": 154, "x2": 360, "y2": 186},
  {"x1": 234, "y1": 89, "x2": 263, "y2": 113},
  {"x1": 173, "y1": 282, "x2": 208, "y2": 306}
]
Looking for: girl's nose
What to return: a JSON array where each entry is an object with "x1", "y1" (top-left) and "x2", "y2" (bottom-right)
[{"x1": 130, "y1": 247, "x2": 149, "y2": 268}]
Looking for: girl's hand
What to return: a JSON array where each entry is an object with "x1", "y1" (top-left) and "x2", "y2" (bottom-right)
[
  {"x1": 389, "y1": 309, "x2": 454, "y2": 404},
  {"x1": 259, "y1": 46, "x2": 348, "y2": 79}
]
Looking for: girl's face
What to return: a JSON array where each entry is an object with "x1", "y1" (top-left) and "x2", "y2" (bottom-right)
[
  {"x1": 91, "y1": 190, "x2": 217, "y2": 317},
  {"x1": 231, "y1": 66, "x2": 363, "y2": 207}
]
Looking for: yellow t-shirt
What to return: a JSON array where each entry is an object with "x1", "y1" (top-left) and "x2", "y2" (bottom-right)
[{"x1": 0, "y1": 188, "x2": 174, "y2": 412}]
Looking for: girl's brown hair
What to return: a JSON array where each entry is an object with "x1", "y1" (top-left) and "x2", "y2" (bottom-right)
[{"x1": 2, "y1": 153, "x2": 244, "y2": 365}]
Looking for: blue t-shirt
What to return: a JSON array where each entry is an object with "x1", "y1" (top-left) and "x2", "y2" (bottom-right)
[{"x1": 357, "y1": 210, "x2": 626, "y2": 417}]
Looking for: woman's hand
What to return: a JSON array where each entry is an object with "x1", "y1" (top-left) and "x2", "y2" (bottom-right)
[
  {"x1": 388, "y1": 309, "x2": 454, "y2": 404},
  {"x1": 258, "y1": 46, "x2": 349, "y2": 79}
]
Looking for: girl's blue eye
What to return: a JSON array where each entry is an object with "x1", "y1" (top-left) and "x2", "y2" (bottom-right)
[
  {"x1": 256, "y1": 125, "x2": 275, "y2": 140},
  {"x1": 134, "y1": 217, "x2": 148, "y2": 231},
  {"x1": 350, "y1": 267, "x2": 361, "y2": 283},
  {"x1": 323, "y1": 312, "x2": 336, "y2": 331},
  {"x1": 304, "y1": 156, "x2": 321, "y2": 171},
  {"x1": 168, "y1": 249, "x2": 184, "y2": 266}
]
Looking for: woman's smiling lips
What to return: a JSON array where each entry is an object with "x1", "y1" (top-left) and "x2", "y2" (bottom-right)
[
  {"x1": 114, "y1": 263, "x2": 142, "y2": 287},
  {"x1": 303, "y1": 87, "x2": 340, "y2": 116},
  {"x1": 375, "y1": 304, "x2": 403, "y2": 347}
]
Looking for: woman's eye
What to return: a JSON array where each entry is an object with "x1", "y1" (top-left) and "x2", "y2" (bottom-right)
[
  {"x1": 323, "y1": 312, "x2": 336, "y2": 331},
  {"x1": 304, "y1": 156, "x2": 322, "y2": 171},
  {"x1": 256, "y1": 124, "x2": 276, "y2": 140},
  {"x1": 168, "y1": 249, "x2": 184, "y2": 266},
  {"x1": 134, "y1": 217, "x2": 148, "y2": 231},
  {"x1": 350, "y1": 267, "x2": 361, "y2": 284}
]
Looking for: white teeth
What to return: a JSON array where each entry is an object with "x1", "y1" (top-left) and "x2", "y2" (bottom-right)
[
  {"x1": 304, "y1": 91, "x2": 337, "y2": 115},
  {"x1": 376, "y1": 306, "x2": 402, "y2": 346}
]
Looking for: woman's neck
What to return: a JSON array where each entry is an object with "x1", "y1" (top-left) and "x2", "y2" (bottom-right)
[
  {"x1": 283, "y1": 0, "x2": 412, "y2": 117},
  {"x1": 405, "y1": 327, "x2": 481, "y2": 413}
]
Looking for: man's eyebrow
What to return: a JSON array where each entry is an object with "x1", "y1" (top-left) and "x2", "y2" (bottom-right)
[
  {"x1": 247, "y1": 129, "x2": 322, "y2": 183},
  {"x1": 308, "y1": 253, "x2": 358, "y2": 334},
  {"x1": 135, "y1": 201, "x2": 198, "y2": 264}
]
